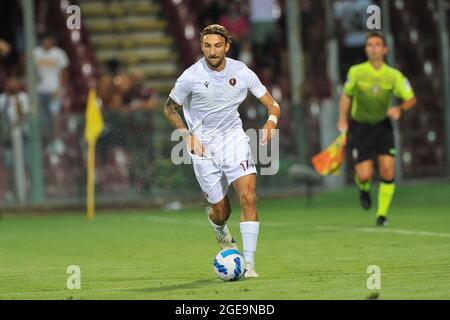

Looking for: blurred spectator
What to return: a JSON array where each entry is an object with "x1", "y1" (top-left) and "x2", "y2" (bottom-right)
[
  {"x1": 0, "y1": 77, "x2": 30, "y2": 131},
  {"x1": 99, "y1": 61, "x2": 158, "y2": 112},
  {"x1": 0, "y1": 38, "x2": 11, "y2": 92},
  {"x1": 0, "y1": 77, "x2": 31, "y2": 199},
  {"x1": 34, "y1": 33, "x2": 69, "y2": 152},
  {"x1": 238, "y1": 39, "x2": 254, "y2": 67},
  {"x1": 98, "y1": 58, "x2": 123, "y2": 110},
  {"x1": 0, "y1": 38, "x2": 11, "y2": 58},
  {"x1": 198, "y1": 0, "x2": 228, "y2": 28},
  {"x1": 334, "y1": 0, "x2": 374, "y2": 79},
  {"x1": 248, "y1": 0, "x2": 276, "y2": 46},
  {"x1": 248, "y1": 0, "x2": 277, "y2": 67},
  {"x1": 34, "y1": 34, "x2": 69, "y2": 117},
  {"x1": 0, "y1": 2, "x2": 23, "y2": 76},
  {"x1": 122, "y1": 69, "x2": 159, "y2": 111},
  {"x1": 218, "y1": 2, "x2": 249, "y2": 59}
]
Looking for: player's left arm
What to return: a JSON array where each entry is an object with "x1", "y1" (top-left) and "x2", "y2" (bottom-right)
[
  {"x1": 387, "y1": 73, "x2": 417, "y2": 121},
  {"x1": 258, "y1": 91, "x2": 281, "y2": 145}
]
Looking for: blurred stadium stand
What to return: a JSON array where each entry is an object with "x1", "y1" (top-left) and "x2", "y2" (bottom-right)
[
  {"x1": 78, "y1": 0, "x2": 180, "y2": 96},
  {"x1": 0, "y1": 0, "x2": 449, "y2": 209},
  {"x1": 384, "y1": 0, "x2": 447, "y2": 177}
]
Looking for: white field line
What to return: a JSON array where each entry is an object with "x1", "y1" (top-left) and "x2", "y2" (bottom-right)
[
  {"x1": 315, "y1": 225, "x2": 450, "y2": 238},
  {"x1": 143, "y1": 216, "x2": 450, "y2": 235},
  {"x1": 143, "y1": 215, "x2": 292, "y2": 228}
]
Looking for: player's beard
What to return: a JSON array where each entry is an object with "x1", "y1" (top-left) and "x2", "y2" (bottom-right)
[{"x1": 206, "y1": 55, "x2": 225, "y2": 69}]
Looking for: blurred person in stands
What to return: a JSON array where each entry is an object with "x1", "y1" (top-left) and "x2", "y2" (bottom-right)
[
  {"x1": 334, "y1": 0, "x2": 374, "y2": 79},
  {"x1": 218, "y1": 2, "x2": 249, "y2": 59},
  {"x1": 198, "y1": 0, "x2": 228, "y2": 28},
  {"x1": 99, "y1": 63, "x2": 158, "y2": 111},
  {"x1": 248, "y1": 0, "x2": 277, "y2": 66},
  {"x1": 0, "y1": 38, "x2": 11, "y2": 58},
  {"x1": 238, "y1": 40, "x2": 254, "y2": 68},
  {"x1": 122, "y1": 68, "x2": 159, "y2": 111},
  {"x1": 98, "y1": 58, "x2": 124, "y2": 110},
  {"x1": 0, "y1": 39, "x2": 11, "y2": 90},
  {"x1": 34, "y1": 34, "x2": 69, "y2": 150},
  {"x1": 0, "y1": 77, "x2": 31, "y2": 200}
]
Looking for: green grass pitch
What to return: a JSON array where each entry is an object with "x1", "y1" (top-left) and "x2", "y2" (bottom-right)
[{"x1": 1, "y1": 183, "x2": 449, "y2": 300}]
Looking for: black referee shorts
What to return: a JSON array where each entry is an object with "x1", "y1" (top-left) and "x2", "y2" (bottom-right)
[{"x1": 348, "y1": 118, "x2": 396, "y2": 164}]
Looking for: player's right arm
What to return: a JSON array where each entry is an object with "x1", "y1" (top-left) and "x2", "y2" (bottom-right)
[
  {"x1": 163, "y1": 96, "x2": 206, "y2": 157},
  {"x1": 338, "y1": 66, "x2": 356, "y2": 132}
]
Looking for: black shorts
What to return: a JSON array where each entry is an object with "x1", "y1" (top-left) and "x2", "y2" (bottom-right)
[{"x1": 348, "y1": 118, "x2": 396, "y2": 164}]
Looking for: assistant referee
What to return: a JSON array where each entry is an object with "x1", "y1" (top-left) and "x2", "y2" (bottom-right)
[{"x1": 338, "y1": 33, "x2": 417, "y2": 226}]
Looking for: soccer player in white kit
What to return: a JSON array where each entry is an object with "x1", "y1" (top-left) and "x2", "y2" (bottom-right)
[{"x1": 164, "y1": 25, "x2": 281, "y2": 277}]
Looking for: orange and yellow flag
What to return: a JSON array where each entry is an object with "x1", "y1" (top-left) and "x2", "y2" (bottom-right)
[{"x1": 311, "y1": 132, "x2": 347, "y2": 176}]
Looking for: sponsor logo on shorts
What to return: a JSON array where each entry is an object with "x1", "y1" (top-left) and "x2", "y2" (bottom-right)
[
  {"x1": 389, "y1": 148, "x2": 397, "y2": 156},
  {"x1": 352, "y1": 148, "x2": 359, "y2": 161}
]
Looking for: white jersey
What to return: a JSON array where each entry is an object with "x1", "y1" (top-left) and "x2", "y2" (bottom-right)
[
  {"x1": 169, "y1": 57, "x2": 266, "y2": 145},
  {"x1": 34, "y1": 46, "x2": 69, "y2": 94},
  {"x1": 0, "y1": 92, "x2": 31, "y2": 125}
]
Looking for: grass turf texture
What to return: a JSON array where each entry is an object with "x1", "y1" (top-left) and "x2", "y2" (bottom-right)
[{"x1": 1, "y1": 183, "x2": 449, "y2": 300}]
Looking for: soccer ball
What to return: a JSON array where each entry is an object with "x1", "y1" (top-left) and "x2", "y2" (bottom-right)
[{"x1": 213, "y1": 249, "x2": 247, "y2": 281}]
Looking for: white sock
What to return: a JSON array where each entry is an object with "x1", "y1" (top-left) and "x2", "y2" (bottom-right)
[{"x1": 240, "y1": 221, "x2": 260, "y2": 265}]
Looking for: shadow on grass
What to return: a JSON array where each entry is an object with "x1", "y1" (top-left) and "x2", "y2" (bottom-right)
[{"x1": 126, "y1": 278, "x2": 220, "y2": 293}]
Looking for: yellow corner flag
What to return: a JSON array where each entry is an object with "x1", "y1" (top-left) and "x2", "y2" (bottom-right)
[
  {"x1": 84, "y1": 89, "x2": 104, "y2": 220},
  {"x1": 311, "y1": 132, "x2": 347, "y2": 176}
]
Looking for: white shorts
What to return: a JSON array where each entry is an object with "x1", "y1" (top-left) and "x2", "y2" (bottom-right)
[{"x1": 189, "y1": 132, "x2": 257, "y2": 204}]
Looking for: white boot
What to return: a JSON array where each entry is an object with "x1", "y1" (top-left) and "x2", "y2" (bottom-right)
[{"x1": 244, "y1": 262, "x2": 259, "y2": 278}]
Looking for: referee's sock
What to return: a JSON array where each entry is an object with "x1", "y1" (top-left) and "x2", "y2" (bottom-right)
[
  {"x1": 354, "y1": 175, "x2": 371, "y2": 192},
  {"x1": 377, "y1": 180, "x2": 396, "y2": 217}
]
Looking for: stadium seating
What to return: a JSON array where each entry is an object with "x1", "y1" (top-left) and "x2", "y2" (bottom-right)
[
  {"x1": 77, "y1": 0, "x2": 181, "y2": 97},
  {"x1": 385, "y1": 0, "x2": 447, "y2": 177},
  {"x1": 35, "y1": 0, "x2": 100, "y2": 111}
]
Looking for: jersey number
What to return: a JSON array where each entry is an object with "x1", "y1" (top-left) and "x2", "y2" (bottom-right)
[{"x1": 240, "y1": 160, "x2": 249, "y2": 171}]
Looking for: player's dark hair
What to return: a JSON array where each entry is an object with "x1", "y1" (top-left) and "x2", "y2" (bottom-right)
[
  {"x1": 366, "y1": 32, "x2": 387, "y2": 46},
  {"x1": 200, "y1": 24, "x2": 232, "y2": 45}
]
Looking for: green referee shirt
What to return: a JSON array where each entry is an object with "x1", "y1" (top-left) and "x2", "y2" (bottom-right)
[{"x1": 343, "y1": 62, "x2": 415, "y2": 124}]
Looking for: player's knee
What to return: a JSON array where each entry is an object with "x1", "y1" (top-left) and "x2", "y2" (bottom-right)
[
  {"x1": 211, "y1": 204, "x2": 231, "y2": 224},
  {"x1": 357, "y1": 173, "x2": 372, "y2": 183},
  {"x1": 222, "y1": 205, "x2": 231, "y2": 221},
  {"x1": 239, "y1": 191, "x2": 256, "y2": 208},
  {"x1": 380, "y1": 169, "x2": 395, "y2": 181}
]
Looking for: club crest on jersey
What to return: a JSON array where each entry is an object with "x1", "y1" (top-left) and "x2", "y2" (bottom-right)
[
  {"x1": 204, "y1": 81, "x2": 209, "y2": 88},
  {"x1": 229, "y1": 78, "x2": 237, "y2": 86},
  {"x1": 372, "y1": 85, "x2": 380, "y2": 94}
]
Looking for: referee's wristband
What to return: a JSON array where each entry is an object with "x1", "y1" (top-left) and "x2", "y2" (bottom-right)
[{"x1": 268, "y1": 115, "x2": 278, "y2": 126}]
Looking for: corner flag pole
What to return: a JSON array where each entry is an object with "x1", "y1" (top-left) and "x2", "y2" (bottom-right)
[
  {"x1": 87, "y1": 140, "x2": 96, "y2": 220},
  {"x1": 84, "y1": 89, "x2": 104, "y2": 220}
]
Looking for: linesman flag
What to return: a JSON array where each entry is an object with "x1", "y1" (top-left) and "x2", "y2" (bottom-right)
[
  {"x1": 84, "y1": 89, "x2": 104, "y2": 220},
  {"x1": 311, "y1": 132, "x2": 347, "y2": 176}
]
